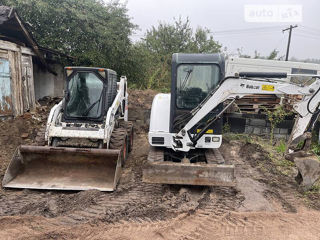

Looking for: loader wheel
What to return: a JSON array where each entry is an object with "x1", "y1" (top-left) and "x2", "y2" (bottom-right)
[
  {"x1": 119, "y1": 121, "x2": 134, "y2": 153},
  {"x1": 109, "y1": 128, "x2": 128, "y2": 166},
  {"x1": 34, "y1": 126, "x2": 46, "y2": 146}
]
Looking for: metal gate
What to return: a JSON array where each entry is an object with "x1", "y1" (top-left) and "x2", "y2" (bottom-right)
[{"x1": 0, "y1": 58, "x2": 12, "y2": 116}]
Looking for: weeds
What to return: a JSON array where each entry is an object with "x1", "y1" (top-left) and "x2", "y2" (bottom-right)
[
  {"x1": 308, "y1": 183, "x2": 320, "y2": 193},
  {"x1": 276, "y1": 139, "x2": 287, "y2": 154},
  {"x1": 311, "y1": 144, "x2": 320, "y2": 156},
  {"x1": 262, "y1": 105, "x2": 292, "y2": 143},
  {"x1": 223, "y1": 133, "x2": 252, "y2": 144},
  {"x1": 222, "y1": 123, "x2": 231, "y2": 133},
  {"x1": 226, "y1": 133, "x2": 295, "y2": 177}
]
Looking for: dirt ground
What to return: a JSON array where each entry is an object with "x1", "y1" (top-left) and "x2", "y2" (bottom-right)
[{"x1": 0, "y1": 90, "x2": 320, "y2": 239}]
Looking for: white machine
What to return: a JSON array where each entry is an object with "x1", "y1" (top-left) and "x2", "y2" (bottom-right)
[
  {"x1": 3, "y1": 67, "x2": 133, "y2": 191},
  {"x1": 226, "y1": 57, "x2": 320, "y2": 83},
  {"x1": 143, "y1": 53, "x2": 320, "y2": 187}
]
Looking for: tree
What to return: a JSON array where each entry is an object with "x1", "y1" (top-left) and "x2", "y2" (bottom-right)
[
  {"x1": 267, "y1": 49, "x2": 279, "y2": 60},
  {"x1": 290, "y1": 57, "x2": 320, "y2": 64},
  {"x1": 238, "y1": 49, "x2": 280, "y2": 60},
  {"x1": 134, "y1": 17, "x2": 222, "y2": 89},
  {"x1": 2, "y1": 1, "x2": 223, "y2": 90},
  {"x1": 3, "y1": 0, "x2": 136, "y2": 76},
  {"x1": 143, "y1": 17, "x2": 221, "y2": 55},
  {"x1": 143, "y1": 17, "x2": 192, "y2": 55},
  {"x1": 190, "y1": 28, "x2": 221, "y2": 53},
  {"x1": 237, "y1": 48, "x2": 251, "y2": 58}
]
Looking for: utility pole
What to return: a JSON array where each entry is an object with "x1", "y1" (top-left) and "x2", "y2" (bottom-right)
[{"x1": 283, "y1": 25, "x2": 298, "y2": 61}]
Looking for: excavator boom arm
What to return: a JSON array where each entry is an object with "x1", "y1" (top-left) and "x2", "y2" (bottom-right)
[{"x1": 174, "y1": 74, "x2": 320, "y2": 152}]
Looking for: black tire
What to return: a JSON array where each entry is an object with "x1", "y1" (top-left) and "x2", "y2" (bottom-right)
[
  {"x1": 109, "y1": 128, "x2": 128, "y2": 166},
  {"x1": 119, "y1": 121, "x2": 134, "y2": 152},
  {"x1": 34, "y1": 126, "x2": 46, "y2": 146}
]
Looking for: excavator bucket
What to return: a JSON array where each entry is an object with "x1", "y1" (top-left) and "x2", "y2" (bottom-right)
[
  {"x1": 143, "y1": 148, "x2": 236, "y2": 187},
  {"x1": 2, "y1": 145, "x2": 122, "y2": 191}
]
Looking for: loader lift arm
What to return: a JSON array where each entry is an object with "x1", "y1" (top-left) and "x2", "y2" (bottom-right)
[{"x1": 173, "y1": 72, "x2": 320, "y2": 152}]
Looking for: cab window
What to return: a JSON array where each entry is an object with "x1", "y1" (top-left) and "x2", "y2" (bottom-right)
[{"x1": 176, "y1": 64, "x2": 220, "y2": 109}]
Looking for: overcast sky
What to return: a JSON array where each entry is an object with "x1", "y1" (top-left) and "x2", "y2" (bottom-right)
[{"x1": 121, "y1": 0, "x2": 320, "y2": 60}]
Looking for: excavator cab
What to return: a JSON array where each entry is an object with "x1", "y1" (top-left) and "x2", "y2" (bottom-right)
[{"x1": 170, "y1": 53, "x2": 225, "y2": 135}]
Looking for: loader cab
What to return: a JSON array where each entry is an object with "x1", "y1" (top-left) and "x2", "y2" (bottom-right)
[
  {"x1": 63, "y1": 67, "x2": 118, "y2": 123},
  {"x1": 170, "y1": 53, "x2": 225, "y2": 134}
]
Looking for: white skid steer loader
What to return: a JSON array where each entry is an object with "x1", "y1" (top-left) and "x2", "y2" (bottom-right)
[
  {"x1": 3, "y1": 67, "x2": 133, "y2": 191},
  {"x1": 143, "y1": 53, "x2": 320, "y2": 187}
]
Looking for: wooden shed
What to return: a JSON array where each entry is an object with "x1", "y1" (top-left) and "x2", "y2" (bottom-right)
[
  {"x1": 0, "y1": 39, "x2": 36, "y2": 116},
  {"x1": 0, "y1": 6, "x2": 73, "y2": 117}
]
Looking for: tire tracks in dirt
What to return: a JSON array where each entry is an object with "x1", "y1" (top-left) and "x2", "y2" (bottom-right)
[
  {"x1": 38, "y1": 207, "x2": 320, "y2": 240},
  {"x1": 1, "y1": 133, "x2": 320, "y2": 239}
]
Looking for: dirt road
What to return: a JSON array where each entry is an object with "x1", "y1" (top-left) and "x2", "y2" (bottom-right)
[{"x1": 0, "y1": 91, "x2": 320, "y2": 239}]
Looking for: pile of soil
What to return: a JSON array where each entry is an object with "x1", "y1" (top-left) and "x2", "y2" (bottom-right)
[
  {"x1": 0, "y1": 107, "x2": 51, "y2": 181},
  {"x1": 128, "y1": 89, "x2": 158, "y2": 109},
  {"x1": 127, "y1": 89, "x2": 158, "y2": 132}
]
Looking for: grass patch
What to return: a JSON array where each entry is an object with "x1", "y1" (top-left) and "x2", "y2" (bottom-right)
[
  {"x1": 223, "y1": 133, "x2": 252, "y2": 143},
  {"x1": 222, "y1": 123, "x2": 231, "y2": 133},
  {"x1": 306, "y1": 179, "x2": 320, "y2": 194},
  {"x1": 276, "y1": 139, "x2": 287, "y2": 154},
  {"x1": 311, "y1": 143, "x2": 320, "y2": 156},
  {"x1": 258, "y1": 138, "x2": 295, "y2": 176}
]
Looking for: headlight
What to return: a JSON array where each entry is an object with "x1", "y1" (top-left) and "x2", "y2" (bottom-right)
[{"x1": 212, "y1": 137, "x2": 220, "y2": 142}]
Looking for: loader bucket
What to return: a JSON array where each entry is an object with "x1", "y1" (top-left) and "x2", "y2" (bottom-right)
[
  {"x1": 2, "y1": 145, "x2": 122, "y2": 191},
  {"x1": 143, "y1": 162, "x2": 236, "y2": 187}
]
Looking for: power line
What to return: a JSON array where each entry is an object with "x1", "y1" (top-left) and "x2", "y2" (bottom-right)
[
  {"x1": 300, "y1": 25, "x2": 320, "y2": 33},
  {"x1": 295, "y1": 33, "x2": 320, "y2": 40},
  {"x1": 132, "y1": 26, "x2": 294, "y2": 38},
  {"x1": 297, "y1": 29, "x2": 320, "y2": 37},
  {"x1": 210, "y1": 26, "x2": 286, "y2": 35},
  {"x1": 213, "y1": 32, "x2": 278, "y2": 38},
  {"x1": 213, "y1": 30, "x2": 279, "y2": 36}
]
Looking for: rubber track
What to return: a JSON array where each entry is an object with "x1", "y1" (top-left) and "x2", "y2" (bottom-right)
[
  {"x1": 205, "y1": 149, "x2": 225, "y2": 164},
  {"x1": 147, "y1": 147, "x2": 164, "y2": 162}
]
